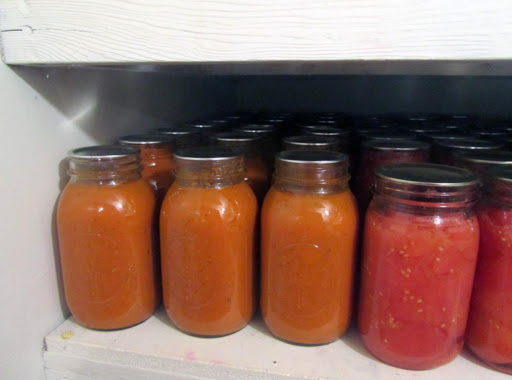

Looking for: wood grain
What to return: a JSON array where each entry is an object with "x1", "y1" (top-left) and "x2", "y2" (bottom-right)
[{"x1": 1, "y1": 0, "x2": 512, "y2": 73}]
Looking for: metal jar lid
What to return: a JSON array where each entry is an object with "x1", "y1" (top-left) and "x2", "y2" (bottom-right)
[
  {"x1": 118, "y1": 134, "x2": 175, "y2": 145},
  {"x1": 363, "y1": 132, "x2": 418, "y2": 142},
  {"x1": 69, "y1": 145, "x2": 139, "y2": 159},
  {"x1": 156, "y1": 126, "x2": 201, "y2": 136},
  {"x1": 489, "y1": 166, "x2": 512, "y2": 182},
  {"x1": 433, "y1": 138, "x2": 503, "y2": 150},
  {"x1": 363, "y1": 140, "x2": 430, "y2": 151},
  {"x1": 210, "y1": 132, "x2": 262, "y2": 144},
  {"x1": 485, "y1": 167, "x2": 512, "y2": 204},
  {"x1": 234, "y1": 124, "x2": 278, "y2": 134},
  {"x1": 473, "y1": 130, "x2": 510, "y2": 140},
  {"x1": 375, "y1": 163, "x2": 477, "y2": 186},
  {"x1": 174, "y1": 147, "x2": 243, "y2": 161},
  {"x1": 456, "y1": 150, "x2": 512, "y2": 166},
  {"x1": 68, "y1": 145, "x2": 141, "y2": 174},
  {"x1": 374, "y1": 163, "x2": 479, "y2": 205},
  {"x1": 303, "y1": 126, "x2": 349, "y2": 138},
  {"x1": 423, "y1": 133, "x2": 469, "y2": 142},
  {"x1": 283, "y1": 135, "x2": 340, "y2": 147}
]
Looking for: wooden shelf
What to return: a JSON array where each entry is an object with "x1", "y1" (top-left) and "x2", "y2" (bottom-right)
[
  {"x1": 1, "y1": 1, "x2": 512, "y2": 74},
  {"x1": 44, "y1": 307, "x2": 509, "y2": 380}
]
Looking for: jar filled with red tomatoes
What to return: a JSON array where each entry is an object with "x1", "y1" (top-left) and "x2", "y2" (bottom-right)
[
  {"x1": 358, "y1": 163, "x2": 480, "y2": 370},
  {"x1": 466, "y1": 167, "x2": 512, "y2": 374},
  {"x1": 354, "y1": 140, "x2": 430, "y2": 216}
]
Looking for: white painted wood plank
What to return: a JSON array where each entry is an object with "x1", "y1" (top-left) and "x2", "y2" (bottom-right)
[
  {"x1": 1, "y1": 0, "x2": 512, "y2": 67},
  {"x1": 44, "y1": 307, "x2": 510, "y2": 380}
]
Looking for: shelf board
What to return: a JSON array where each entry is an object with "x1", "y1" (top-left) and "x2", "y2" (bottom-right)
[
  {"x1": 1, "y1": 1, "x2": 512, "y2": 75},
  {"x1": 44, "y1": 307, "x2": 509, "y2": 380}
]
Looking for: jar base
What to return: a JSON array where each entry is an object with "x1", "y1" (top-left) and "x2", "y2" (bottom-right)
[
  {"x1": 75, "y1": 310, "x2": 155, "y2": 331},
  {"x1": 360, "y1": 338, "x2": 461, "y2": 370},
  {"x1": 466, "y1": 347, "x2": 512, "y2": 375}
]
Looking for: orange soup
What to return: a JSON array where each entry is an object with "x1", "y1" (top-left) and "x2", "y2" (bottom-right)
[
  {"x1": 57, "y1": 146, "x2": 158, "y2": 329},
  {"x1": 261, "y1": 151, "x2": 358, "y2": 344},
  {"x1": 160, "y1": 148, "x2": 257, "y2": 336}
]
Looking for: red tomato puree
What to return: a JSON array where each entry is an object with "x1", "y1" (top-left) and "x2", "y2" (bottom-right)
[
  {"x1": 466, "y1": 203, "x2": 512, "y2": 368},
  {"x1": 359, "y1": 207, "x2": 479, "y2": 369}
]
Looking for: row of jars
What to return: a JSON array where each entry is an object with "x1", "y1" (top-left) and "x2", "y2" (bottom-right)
[{"x1": 57, "y1": 113, "x2": 512, "y2": 374}]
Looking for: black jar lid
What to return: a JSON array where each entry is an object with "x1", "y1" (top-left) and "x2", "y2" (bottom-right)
[
  {"x1": 363, "y1": 140, "x2": 430, "y2": 151},
  {"x1": 69, "y1": 145, "x2": 139, "y2": 159},
  {"x1": 375, "y1": 163, "x2": 478, "y2": 187},
  {"x1": 118, "y1": 134, "x2": 175, "y2": 145}
]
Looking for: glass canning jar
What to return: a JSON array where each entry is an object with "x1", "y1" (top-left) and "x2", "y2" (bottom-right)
[
  {"x1": 302, "y1": 126, "x2": 350, "y2": 154},
  {"x1": 454, "y1": 150, "x2": 512, "y2": 181},
  {"x1": 210, "y1": 132, "x2": 271, "y2": 204},
  {"x1": 354, "y1": 140, "x2": 430, "y2": 216},
  {"x1": 358, "y1": 163, "x2": 480, "y2": 370},
  {"x1": 261, "y1": 151, "x2": 358, "y2": 344},
  {"x1": 466, "y1": 167, "x2": 512, "y2": 374},
  {"x1": 118, "y1": 134, "x2": 176, "y2": 205},
  {"x1": 156, "y1": 126, "x2": 201, "y2": 149},
  {"x1": 233, "y1": 124, "x2": 281, "y2": 165},
  {"x1": 57, "y1": 145, "x2": 158, "y2": 329},
  {"x1": 432, "y1": 138, "x2": 503, "y2": 166},
  {"x1": 160, "y1": 148, "x2": 258, "y2": 336}
]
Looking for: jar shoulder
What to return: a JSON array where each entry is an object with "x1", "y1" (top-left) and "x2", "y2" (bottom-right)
[{"x1": 58, "y1": 180, "x2": 155, "y2": 219}]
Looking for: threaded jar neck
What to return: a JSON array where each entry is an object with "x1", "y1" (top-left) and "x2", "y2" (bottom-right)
[
  {"x1": 174, "y1": 147, "x2": 246, "y2": 188},
  {"x1": 373, "y1": 163, "x2": 479, "y2": 210},
  {"x1": 68, "y1": 145, "x2": 142, "y2": 185},
  {"x1": 273, "y1": 150, "x2": 350, "y2": 194},
  {"x1": 486, "y1": 167, "x2": 512, "y2": 206},
  {"x1": 118, "y1": 134, "x2": 175, "y2": 161}
]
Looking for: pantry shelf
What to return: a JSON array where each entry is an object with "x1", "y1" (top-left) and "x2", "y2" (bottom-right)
[
  {"x1": 2, "y1": 1, "x2": 512, "y2": 75},
  {"x1": 43, "y1": 307, "x2": 509, "y2": 380}
]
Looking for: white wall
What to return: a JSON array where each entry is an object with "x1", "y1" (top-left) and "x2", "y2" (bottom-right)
[
  {"x1": 0, "y1": 64, "x2": 238, "y2": 379},
  {"x1": 0, "y1": 63, "x2": 95, "y2": 379}
]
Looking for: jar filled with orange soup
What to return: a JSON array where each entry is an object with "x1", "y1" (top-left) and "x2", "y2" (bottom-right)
[
  {"x1": 160, "y1": 148, "x2": 258, "y2": 336},
  {"x1": 118, "y1": 134, "x2": 176, "y2": 205},
  {"x1": 261, "y1": 150, "x2": 359, "y2": 345},
  {"x1": 210, "y1": 132, "x2": 271, "y2": 204},
  {"x1": 57, "y1": 146, "x2": 158, "y2": 329}
]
